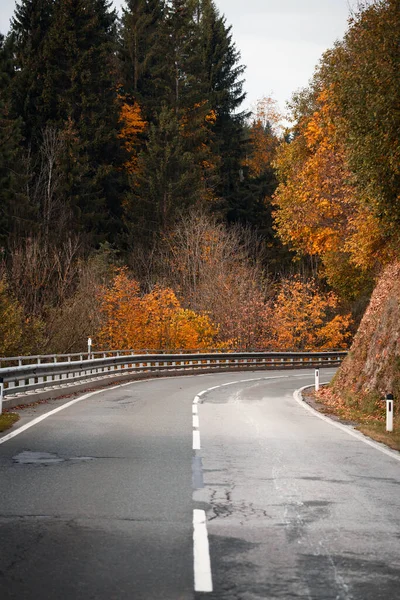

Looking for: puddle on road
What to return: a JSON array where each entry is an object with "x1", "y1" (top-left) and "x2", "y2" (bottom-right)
[{"x1": 12, "y1": 451, "x2": 96, "y2": 465}]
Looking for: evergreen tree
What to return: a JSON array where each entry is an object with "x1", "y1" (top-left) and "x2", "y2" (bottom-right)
[
  {"x1": 10, "y1": 0, "x2": 54, "y2": 148},
  {"x1": 127, "y1": 105, "x2": 201, "y2": 242},
  {"x1": 191, "y1": 1, "x2": 248, "y2": 218},
  {"x1": 10, "y1": 0, "x2": 126, "y2": 244},
  {"x1": 119, "y1": 0, "x2": 166, "y2": 120},
  {"x1": 162, "y1": 0, "x2": 200, "y2": 112},
  {"x1": 0, "y1": 33, "x2": 32, "y2": 249}
]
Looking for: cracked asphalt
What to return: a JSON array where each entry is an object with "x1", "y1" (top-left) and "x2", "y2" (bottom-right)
[
  {"x1": 194, "y1": 371, "x2": 400, "y2": 600},
  {"x1": 1, "y1": 369, "x2": 400, "y2": 599}
]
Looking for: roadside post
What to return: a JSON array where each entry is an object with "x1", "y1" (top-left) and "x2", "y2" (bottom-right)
[
  {"x1": 386, "y1": 393, "x2": 394, "y2": 432},
  {"x1": 0, "y1": 377, "x2": 4, "y2": 415},
  {"x1": 88, "y1": 337, "x2": 92, "y2": 359},
  {"x1": 315, "y1": 369, "x2": 320, "y2": 392}
]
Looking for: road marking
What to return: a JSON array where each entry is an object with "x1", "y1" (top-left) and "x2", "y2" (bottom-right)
[
  {"x1": 193, "y1": 429, "x2": 201, "y2": 450},
  {"x1": 294, "y1": 385, "x2": 400, "y2": 463},
  {"x1": 193, "y1": 509, "x2": 213, "y2": 592},
  {"x1": 190, "y1": 372, "x2": 327, "y2": 595},
  {"x1": 0, "y1": 388, "x2": 112, "y2": 446},
  {"x1": 194, "y1": 374, "x2": 293, "y2": 403}
]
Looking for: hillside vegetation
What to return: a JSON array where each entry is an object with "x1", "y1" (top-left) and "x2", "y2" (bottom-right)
[
  {"x1": 332, "y1": 262, "x2": 400, "y2": 404},
  {"x1": 0, "y1": 0, "x2": 398, "y2": 384}
]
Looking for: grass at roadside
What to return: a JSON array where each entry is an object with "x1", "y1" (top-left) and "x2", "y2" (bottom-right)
[
  {"x1": 357, "y1": 421, "x2": 400, "y2": 452},
  {"x1": 0, "y1": 412, "x2": 20, "y2": 433},
  {"x1": 304, "y1": 387, "x2": 400, "y2": 452}
]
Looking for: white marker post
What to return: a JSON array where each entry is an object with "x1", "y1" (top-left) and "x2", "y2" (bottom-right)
[
  {"x1": 315, "y1": 369, "x2": 320, "y2": 392},
  {"x1": 386, "y1": 393, "x2": 394, "y2": 432},
  {"x1": 88, "y1": 337, "x2": 92, "y2": 359},
  {"x1": 0, "y1": 377, "x2": 3, "y2": 415}
]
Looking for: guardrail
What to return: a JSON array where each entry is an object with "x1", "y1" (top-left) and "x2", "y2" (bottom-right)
[
  {"x1": 0, "y1": 348, "x2": 219, "y2": 368},
  {"x1": 0, "y1": 351, "x2": 347, "y2": 412}
]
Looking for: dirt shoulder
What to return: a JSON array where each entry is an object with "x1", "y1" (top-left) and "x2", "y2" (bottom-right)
[{"x1": 302, "y1": 385, "x2": 400, "y2": 453}]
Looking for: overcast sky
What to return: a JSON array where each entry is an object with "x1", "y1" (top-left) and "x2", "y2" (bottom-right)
[{"x1": 0, "y1": 0, "x2": 356, "y2": 115}]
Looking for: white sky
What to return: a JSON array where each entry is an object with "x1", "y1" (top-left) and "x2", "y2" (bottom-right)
[{"x1": 0, "y1": 0, "x2": 356, "y2": 115}]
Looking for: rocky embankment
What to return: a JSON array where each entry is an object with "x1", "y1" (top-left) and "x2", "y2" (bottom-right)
[{"x1": 332, "y1": 262, "x2": 400, "y2": 404}]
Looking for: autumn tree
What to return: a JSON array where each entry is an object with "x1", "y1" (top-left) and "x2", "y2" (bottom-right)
[
  {"x1": 118, "y1": 96, "x2": 147, "y2": 175},
  {"x1": 96, "y1": 268, "x2": 217, "y2": 350},
  {"x1": 321, "y1": 0, "x2": 400, "y2": 242},
  {"x1": 273, "y1": 84, "x2": 379, "y2": 303},
  {"x1": 274, "y1": 0, "x2": 399, "y2": 296},
  {"x1": 265, "y1": 278, "x2": 352, "y2": 351},
  {"x1": 162, "y1": 209, "x2": 270, "y2": 348}
]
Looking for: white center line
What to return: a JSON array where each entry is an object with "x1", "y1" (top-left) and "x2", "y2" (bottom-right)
[
  {"x1": 193, "y1": 414, "x2": 199, "y2": 429},
  {"x1": 193, "y1": 429, "x2": 201, "y2": 450},
  {"x1": 193, "y1": 509, "x2": 213, "y2": 592}
]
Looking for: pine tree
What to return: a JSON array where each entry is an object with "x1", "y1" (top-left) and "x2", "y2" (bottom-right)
[
  {"x1": 119, "y1": 0, "x2": 248, "y2": 240},
  {"x1": 10, "y1": 0, "x2": 126, "y2": 244},
  {"x1": 190, "y1": 1, "x2": 248, "y2": 217},
  {"x1": 0, "y1": 33, "x2": 32, "y2": 248},
  {"x1": 127, "y1": 105, "x2": 201, "y2": 242},
  {"x1": 10, "y1": 0, "x2": 54, "y2": 148},
  {"x1": 119, "y1": 0, "x2": 166, "y2": 120}
]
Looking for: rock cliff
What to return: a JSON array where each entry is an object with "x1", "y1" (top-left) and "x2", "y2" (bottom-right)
[{"x1": 332, "y1": 262, "x2": 400, "y2": 403}]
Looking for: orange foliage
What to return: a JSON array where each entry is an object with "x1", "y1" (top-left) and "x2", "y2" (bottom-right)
[
  {"x1": 96, "y1": 269, "x2": 218, "y2": 351},
  {"x1": 264, "y1": 278, "x2": 352, "y2": 351},
  {"x1": 273, "y1": 87, "x2": 390, "y2": 274},
  {"x1": 245, "y1": 96, "x2": 281, "y2": 178},
  {"x1": 273, "y1": 88, "x2": 355, "y2": 256},
  {"x1": 118, "y1": 96, "x2": 147, "y2": 174}
]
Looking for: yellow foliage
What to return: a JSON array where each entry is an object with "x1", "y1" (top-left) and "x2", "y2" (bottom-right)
[{"x1": 265, "y1": 278, "x2": 352, "y2": 351}]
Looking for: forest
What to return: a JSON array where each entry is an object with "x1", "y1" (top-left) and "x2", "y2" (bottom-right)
[{"x1": 0, "y1": 0, "x2": 398, "y2": 357}]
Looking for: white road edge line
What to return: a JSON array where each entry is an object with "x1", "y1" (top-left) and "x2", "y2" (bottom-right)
[
  {"x1": 294, "y1": 385, "x2": 400, "y2": 463},
  {"x1": 0, "y1": 387, "x2": 112, "y2": 445},
  {"x1": 0, "y1": 374, "x2": 199, "y2": 446},
  {"x1": 193, "y1": 509, "x2": 213, "y2": 593},
  {"x1": 0, "y1": 372, "x2": 317, "y2": 446}
]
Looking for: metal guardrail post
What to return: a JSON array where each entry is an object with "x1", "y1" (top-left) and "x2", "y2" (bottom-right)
[{"x1": 0, "y1": 377, "x2": 3, "y2": 415}]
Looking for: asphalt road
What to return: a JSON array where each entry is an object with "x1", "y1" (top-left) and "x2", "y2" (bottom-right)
[{"x1": 0, "y1": 369, "x2": 399, "y2": 599}]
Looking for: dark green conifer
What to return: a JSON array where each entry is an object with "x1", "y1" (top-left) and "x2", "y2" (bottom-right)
[
  {"x1": 119, "y1": 0, "x2": 166, "y2": 120},
  {"x1": 10, "y1": 0, "x2": 54, "y2": 147},
  {"x1": 0, "y1": 33, "x2": 32, "y2": 248},
  {"x1": 11, "y1": 0, "x2": 126, "y2": 244},
  {"x1": 128, "y1": 105, "x2": 201, "y2": 241}
]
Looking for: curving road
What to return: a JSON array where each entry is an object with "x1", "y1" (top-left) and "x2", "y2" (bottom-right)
[{"x1": 0, "y1": 369, "x2": 399, "y2": 599}]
